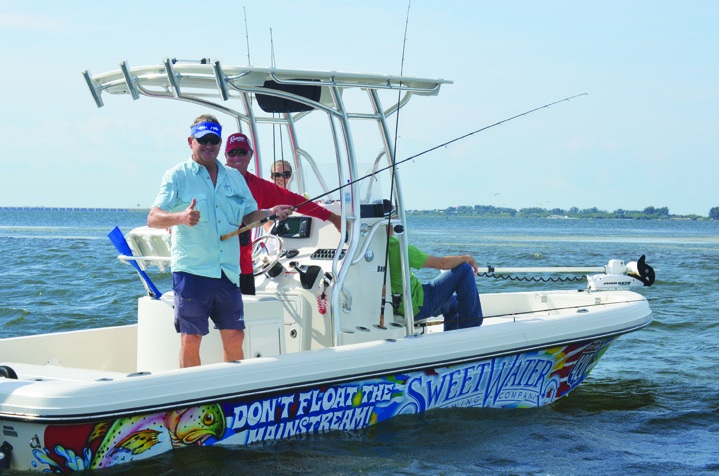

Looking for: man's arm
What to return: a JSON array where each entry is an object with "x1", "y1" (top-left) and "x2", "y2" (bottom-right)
[
  {"x1": 147, "y1": 199, "x2": 199, "y2": 228},
  {"x1": 257, "y1": 179, "x2": 341, "y2": 231},
  {"x1": 326, "y1": 212, "x2": 342, "y2": 231},
  {"x1": 242, "y1": 204, "x2": 295, "y2": 226},
  {"x1": 423, "y1": 254, "x2": 479, "y2": 275}
]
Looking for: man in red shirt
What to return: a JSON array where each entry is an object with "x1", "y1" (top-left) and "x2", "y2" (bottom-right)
[{"x1": 224, "y1": 132, "x2": 342, "y2": 294}]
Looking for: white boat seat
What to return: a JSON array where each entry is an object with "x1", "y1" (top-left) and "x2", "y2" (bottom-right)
[{"x1": 124, "y1": 226, "x2": 172, "y2": 272}]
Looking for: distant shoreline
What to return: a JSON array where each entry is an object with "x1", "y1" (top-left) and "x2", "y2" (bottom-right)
[
  {"x1": 407, "y1": 206, "x2": 714, "y2": 220},
  {"x1": 407, "y1": 212, "x2": 711, "y2": 221},
  {"x1": 0, "y1": 206, "x2": 714, "y2": 220},
  {"x1": 0, "y1": 207, "x2": 148, "y2": 213}
]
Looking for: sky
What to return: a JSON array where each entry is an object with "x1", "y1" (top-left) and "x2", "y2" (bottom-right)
[{"x1": 0, "y1": 1, "x2": 717, "y2": 216}]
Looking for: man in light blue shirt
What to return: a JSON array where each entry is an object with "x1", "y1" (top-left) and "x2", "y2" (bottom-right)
[{"x1": 148, "y1": 114, "x2": 294, "y2": 368}]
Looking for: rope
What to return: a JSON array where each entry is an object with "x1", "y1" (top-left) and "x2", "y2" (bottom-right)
[{"x1": 478, "y1": 272, "x2": 586, "y2": 283}]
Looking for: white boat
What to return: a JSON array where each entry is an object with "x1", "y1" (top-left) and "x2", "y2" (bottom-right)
[{"x1": 0, "y1": 59, "x2": 655, "y2": 472}]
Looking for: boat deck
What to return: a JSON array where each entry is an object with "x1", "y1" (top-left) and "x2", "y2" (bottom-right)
[{"x1": 0, "y1": 286, "x2": 649, "y2": 382}]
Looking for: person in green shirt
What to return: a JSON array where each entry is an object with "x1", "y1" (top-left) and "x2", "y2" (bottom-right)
[{"x1": 388, "y1": 236, "x2": 483, "y2": 331}]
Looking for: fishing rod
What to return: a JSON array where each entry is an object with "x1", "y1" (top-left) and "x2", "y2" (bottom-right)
[
  {"x1": 221, "y1": 92, "x2": 588, "y2": 241},
  {"x1": 381, "y1": 0, "x2": 413, "y2": 325}
]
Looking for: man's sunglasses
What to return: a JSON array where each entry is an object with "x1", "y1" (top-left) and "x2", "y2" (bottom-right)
[
  {"x1": 194, "y1": 135, "x2": 221, "y2": 146},
  {"x1": 227, "y1": 149, "x2": 249, "y2": 157},
  {"x1": 272, "y1": 171, "x2": 293, "y2": 179}
]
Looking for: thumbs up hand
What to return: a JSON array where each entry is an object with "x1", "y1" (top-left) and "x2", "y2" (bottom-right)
[{"x1": 182, "y1": 198, "x2": 201, "y2": 226}]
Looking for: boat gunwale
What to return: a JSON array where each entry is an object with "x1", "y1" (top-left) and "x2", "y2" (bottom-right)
[{"x1": 0, "y1": 307, "x2": 651, "y2": 424}]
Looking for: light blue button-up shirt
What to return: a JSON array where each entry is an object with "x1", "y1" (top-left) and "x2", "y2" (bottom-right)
[{"x1": 152, "y1": 158, "x2": 258, "y2": 285}]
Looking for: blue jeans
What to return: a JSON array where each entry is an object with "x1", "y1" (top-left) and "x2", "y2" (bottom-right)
[{"x1": 415, "y1": 262, "x2": 483, "y2": 331}]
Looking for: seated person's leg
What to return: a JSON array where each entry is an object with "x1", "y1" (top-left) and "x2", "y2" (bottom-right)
[
  {"x1": 453, "y1": 263, "x2": 483, "y2": 329},
  {"x1": 437, "y1": 295, "x2": 460, "y2": 331},
  {"x1": 419, "y1": 262, "x2": 482, "y2": 330}
]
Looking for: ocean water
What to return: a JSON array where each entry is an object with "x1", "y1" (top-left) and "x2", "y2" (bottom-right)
[{"x1": 1, "y1": 209, "x2": 718, "y2": 475}]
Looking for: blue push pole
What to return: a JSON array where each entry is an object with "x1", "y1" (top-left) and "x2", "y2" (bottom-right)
[{"x1": 107, "y1": 226, "x2": 163, "y2": 298}]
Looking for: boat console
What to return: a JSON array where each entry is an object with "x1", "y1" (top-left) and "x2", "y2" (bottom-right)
[{"x1": 124, "y1": 200, "x2": 407, "y2": 371}]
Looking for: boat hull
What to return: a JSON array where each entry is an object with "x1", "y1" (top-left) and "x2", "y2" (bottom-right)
[
  {"x1": 0, "y1": 289, "x2": 652, "y2": 471},
  {"x1": 2, "y1": 331, "x2": 629, "y2": 471}
]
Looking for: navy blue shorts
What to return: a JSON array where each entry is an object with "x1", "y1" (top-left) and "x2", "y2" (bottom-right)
[{"x1": 172, "y1": 271, "x2": 245, "y2": 335}]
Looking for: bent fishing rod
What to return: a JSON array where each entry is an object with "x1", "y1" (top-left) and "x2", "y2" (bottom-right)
[{"x1": 221, "y1": 92, "x2": 588, "y2": 241}]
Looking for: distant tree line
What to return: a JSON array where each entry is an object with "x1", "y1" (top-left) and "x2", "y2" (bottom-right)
[{"x1": 408, "y1": 205, "x2": 719, "y2": 220}]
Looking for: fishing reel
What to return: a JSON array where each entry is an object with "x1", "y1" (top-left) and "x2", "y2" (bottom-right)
[
  {"x1": 270, "y1": 220, "x2": 291, "y2": 236},
  {"x1": 587, "y1": 255, "x2": 655, "y2": 291}
]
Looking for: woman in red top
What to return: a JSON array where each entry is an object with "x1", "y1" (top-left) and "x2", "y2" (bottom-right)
[{"x1": 224, "y1": 133, "x2": 341, "y2": 294}]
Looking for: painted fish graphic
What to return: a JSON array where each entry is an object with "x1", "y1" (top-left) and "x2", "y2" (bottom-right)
[
  {"x1": 165, "y1": 404, "x2": 226, "y2": 447},
  {"x1": 89, "y1": 404, "x2": 225, "y2": 468}
]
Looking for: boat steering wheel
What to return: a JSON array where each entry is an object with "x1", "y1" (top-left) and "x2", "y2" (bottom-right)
[{"x1": 252, "y1": 235, "x2": 283, "y2": 276}]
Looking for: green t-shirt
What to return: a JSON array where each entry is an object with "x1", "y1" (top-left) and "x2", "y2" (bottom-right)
[{"x1": 388, "y1": 237, "x2": 428, "y2": 316}]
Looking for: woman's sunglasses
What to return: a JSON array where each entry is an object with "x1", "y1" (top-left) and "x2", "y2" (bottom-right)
[
  {"x1": 227, "y1": 149, "x2": 249, "y2": 157},
  {"x1": 194, "y1": 135, "x2": 221, "y2": 146},
  {"x1": 272, "y1": 171, "x2": 293, "y2": 179}
]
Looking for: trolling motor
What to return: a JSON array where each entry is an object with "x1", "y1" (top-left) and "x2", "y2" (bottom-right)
[{"x1": 587, "y1": 255, "x2": 655, "y2": 291}]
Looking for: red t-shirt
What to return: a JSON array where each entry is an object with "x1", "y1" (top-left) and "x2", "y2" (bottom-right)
[{"x1": 240, "y1": 172, "x2": 332, "y2": 274}]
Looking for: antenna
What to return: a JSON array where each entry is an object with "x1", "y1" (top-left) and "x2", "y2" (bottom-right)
[
  {"x1": 243, "y1": 6, "x2": 251, "y2": 65},
  {"x1": 392, "y1": 1, "x2": 412, "y2": 176},
  {"x1": 399, "y1": 1, "x2": 411, "y2": 76},
  {"x1": 269, "y1": 27, "x2": 276, "y2": 68}
]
